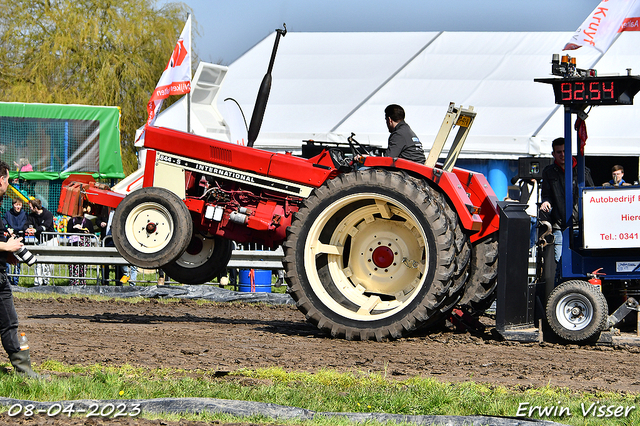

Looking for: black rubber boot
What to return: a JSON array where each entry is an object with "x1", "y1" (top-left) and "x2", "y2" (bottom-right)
[{"x1": 9, "y1": 349, "x2": 46, "y2": 379}]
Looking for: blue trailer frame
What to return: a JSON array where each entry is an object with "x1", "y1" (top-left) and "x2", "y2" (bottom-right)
[{"x1": 534, "y1": 72, "x2": 640, "y2": 282}]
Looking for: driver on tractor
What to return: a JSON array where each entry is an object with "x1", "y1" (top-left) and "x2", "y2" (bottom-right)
[
  {"x1": 383, "y1": 104, "x2": 426, "y2": 163},
  {"x1": 356, "y1": 104, "x2": 426, "y2": 164}
]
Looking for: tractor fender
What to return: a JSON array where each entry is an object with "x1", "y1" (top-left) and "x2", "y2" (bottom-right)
[
  {"x1": 362, "y1": 156, "x2": 489, "y2": 237},
  {"x1": 450, "y1": 166, "x2": 500, "y2": 243}
]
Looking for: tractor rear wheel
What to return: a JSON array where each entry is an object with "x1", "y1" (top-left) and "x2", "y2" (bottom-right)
[
  {"x1": 163, "y1": 234, "x2": 233, "y2": 284},
  {"x1": 423, "y1": 188, "x2": 471, "y2": 326},
  {"x1": 112, "y1": 187, "x2": 192, "y2": 269},
  {"x1": 458, "y1": 233, "x2": 498, "y2": 315},
  {"x1": 283, "y1": 169, "x2": 455, "y2": 341},
  {"x1": 546, "y1": 280, "x2": 608, "y2": 343}
]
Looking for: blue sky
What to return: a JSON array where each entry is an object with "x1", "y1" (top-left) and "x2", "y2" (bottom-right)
[{"x1": 176, "y1": 0, "x2": 601, "y2": 65}]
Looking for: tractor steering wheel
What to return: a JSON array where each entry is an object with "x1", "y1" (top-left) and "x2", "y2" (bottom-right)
[{"x1": 347, "y1": 132, "x2": 371, "y2": 157}]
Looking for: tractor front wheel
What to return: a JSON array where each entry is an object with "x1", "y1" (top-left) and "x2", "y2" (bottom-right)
[
  {"x1": 112, "y1": 187, "x2": 192, "y2": 269},
  {"x1": 163, "y1": 234, "x2": 233, "y2": 284}
]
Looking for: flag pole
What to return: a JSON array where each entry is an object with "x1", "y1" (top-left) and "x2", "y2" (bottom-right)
[{"x1": 187, "y1": 13, "x2": 192, "y2": 133}]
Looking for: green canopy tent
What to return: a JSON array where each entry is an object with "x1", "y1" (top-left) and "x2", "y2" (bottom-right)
[
  {"x1": 0, "y1": 102, "x2": 124, "y2": 211},
  {"x1": 0, "y1": 101, "x2": 124, "y2": 180}
]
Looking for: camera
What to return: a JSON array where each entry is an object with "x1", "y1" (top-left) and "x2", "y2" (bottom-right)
[{"x1": 14, "y1": 247, "x2": 36, "y2": 266}]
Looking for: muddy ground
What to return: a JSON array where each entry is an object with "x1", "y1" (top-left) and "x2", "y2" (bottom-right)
[{"x1": 3, "y1": 297, "x2": 640, "y2": 425}]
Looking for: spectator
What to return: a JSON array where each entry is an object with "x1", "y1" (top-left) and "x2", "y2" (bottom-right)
[
  {"x1": 99, "y1": 209, "x2": 122, "y2": 285},
  {"x1": 604, "y1": 165, "x2": 631, "y2": 187},
  {"x1": 157, "y1": 269, "x2": 166, "y2": 286},
  {"x1": 540, "y1": 137, "x2": 593, "y2": 264},
  {"x1": 228, "y1": 267, "x2": 238, "y2": 287},
  {"x1": 98, "y1": 210, "x2": 112, "y2": 285},
  {"x1": 25, "y1": 198, "x2": 55, "y2": 286},
  {"x1": 13, "y1": 158, "x2": 32, "y2": 173},
  {"x1": 97, "y1": 209, "x2": 109, "y2": 238},
  {"x1": 66, "y1": 203, "x2": 94, "y2": 286},
  {"x1": 97, "y1": 208, "x2": 137, "y2": 286},
  {"x1": 226, "y1": 241, "x2": 239, "y2": 288},
  {"x1": 119, "y1": 265, "x2": 137, "y2": 286},
  {"x1": 3, "y1": 199, "x2": 26, "y2": 286}
]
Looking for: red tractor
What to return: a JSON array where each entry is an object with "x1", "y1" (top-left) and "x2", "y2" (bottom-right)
[{"x1": 59, "y1": 29, "x2": 500, "y2": 340}]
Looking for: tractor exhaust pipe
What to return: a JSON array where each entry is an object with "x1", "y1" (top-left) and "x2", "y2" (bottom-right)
[{"x1": 247, "y1": 23, "x2": 287, "y2": 147}]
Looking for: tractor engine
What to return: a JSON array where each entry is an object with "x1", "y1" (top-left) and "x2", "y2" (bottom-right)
[{"x1": 183, "y1": 170, "x2": 300, "y2": 248}]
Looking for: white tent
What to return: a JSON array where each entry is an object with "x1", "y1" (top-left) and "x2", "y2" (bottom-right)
[{"x1": 210, "y1": 31, "x2": 640, "y2": 159}]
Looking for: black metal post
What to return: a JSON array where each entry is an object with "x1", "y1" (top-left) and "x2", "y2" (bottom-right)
[{"x1": 496, "y1": 201, "x2": 540, "y2": 341}]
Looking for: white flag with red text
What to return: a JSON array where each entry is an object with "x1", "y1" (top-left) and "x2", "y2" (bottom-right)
[
  {"x1": 564, "y1": 0, "x2": 640, "y2": 53},
  {"x1": 146, "y1": 15, "x2": 192, "y2": 126}
]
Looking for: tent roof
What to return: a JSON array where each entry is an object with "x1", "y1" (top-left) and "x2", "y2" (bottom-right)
[{"x1": 215, "y1": 31, "x2": 640, "y2": 158}]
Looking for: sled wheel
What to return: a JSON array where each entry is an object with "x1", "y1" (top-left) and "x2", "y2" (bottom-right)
[
  {"x1": 546, "y1": 280, "x2": 608, "y2": 343},
  {"x1": 458, "y1": 233, "x2": 498, "y2": 315},
  {"x1": 283, "y1": 169, "x2": 455, "y2": 341},
  {"x1": 163, "y1": 234, "x2": 233, "y2": 284},
  {"x1": 112, "y1": 187, "x2": 192, "y2": 268}
]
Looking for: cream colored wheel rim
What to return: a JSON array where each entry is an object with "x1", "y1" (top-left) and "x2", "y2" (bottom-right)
[
  {"x1": 124, "y1": 202, "x2": 175, "y2": 254},
  {"x1": 304, "y1": 193, "x2": 428, "y2": 321},
  {"x1": 175, "y1": 234, "x2": 215, "y2": 268}
]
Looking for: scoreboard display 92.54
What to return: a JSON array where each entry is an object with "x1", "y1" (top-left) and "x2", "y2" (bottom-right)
[{"x1": 535, "y1": 75, "x2": 640, "y2": 106}]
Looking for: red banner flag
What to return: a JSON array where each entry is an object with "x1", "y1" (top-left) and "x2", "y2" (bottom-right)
[
  {"x1": 146, "y1": 16, "x2": 192, "y2": 127},
  {"x1": 564, "y1": 0, "x2": 640, "y2": 53}
]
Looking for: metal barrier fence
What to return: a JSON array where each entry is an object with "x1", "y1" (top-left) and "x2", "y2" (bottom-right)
[
  {"x1": 9, "y1": 232, "x2": 537, "y2": 288},
  {"x1": 8, "y1": 232, "x2": 284, "y2": 287}
]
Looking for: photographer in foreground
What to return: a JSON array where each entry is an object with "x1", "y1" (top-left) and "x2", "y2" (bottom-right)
[{"x1": 0, "y1": 161, "x2": 45, "y2": 378}]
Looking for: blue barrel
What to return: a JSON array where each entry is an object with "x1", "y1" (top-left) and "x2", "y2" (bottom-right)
[
  {"x1": 238, "y1": 269, "x2": 272, "y2": 293},
  {"x1": 487, "y1": 159, "x2": 509, "y2": 201},
  {"x1": 457, "y1": 159, "x2": 517, "y2": 202}
]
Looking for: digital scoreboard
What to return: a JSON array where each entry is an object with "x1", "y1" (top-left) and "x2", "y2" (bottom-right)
[{"x1": 535, "y1": 75, "x2": 640, "y2": 106}]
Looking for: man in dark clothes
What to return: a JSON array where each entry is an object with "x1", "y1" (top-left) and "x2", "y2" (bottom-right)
[
  {"x1": 25, "y1": 198, "x2": 54, "y2": 240},
  {"x1": 0, "y1": 161, "x2": 45, "y2": 378},
  {"x1": 384, "y1": 104, "x2": 426, "y2": 163},
  {"x1": 540, "y1": 137, "x2": 593, "y2": 263},
  {"x1": 25, "y1": 198, "x2": 54, "y2": 286}
]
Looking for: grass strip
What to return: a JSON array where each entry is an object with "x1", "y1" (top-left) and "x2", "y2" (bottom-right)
[
  {"x1": 6, "y1": 293, "x2": 640, "y2": 425},
  {"x1": 0, "y1": 363, "x2": 637, "y2": 425}
]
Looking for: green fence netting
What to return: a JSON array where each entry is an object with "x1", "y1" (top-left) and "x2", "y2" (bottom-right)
[{"x1": 0, "y1": 101, "x2": 124, "y2": 181}]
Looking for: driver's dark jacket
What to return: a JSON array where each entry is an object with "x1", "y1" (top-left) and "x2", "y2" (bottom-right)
[
  {"x1": 541, "y1": 161, "x2": 593, "y2": 230},
  {"x1": 385, "y1": 121, "x2": 426, "y2": 163}
]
